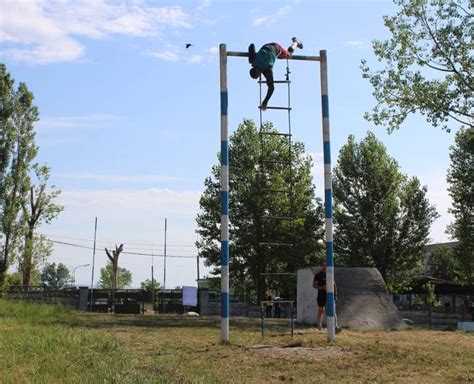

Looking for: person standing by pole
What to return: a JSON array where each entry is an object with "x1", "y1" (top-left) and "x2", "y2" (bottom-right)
[{"x1": 313, "y1": 261, "x2": 342, "y2": 333}]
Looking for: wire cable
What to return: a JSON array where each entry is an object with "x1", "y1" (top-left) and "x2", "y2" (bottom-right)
[{"x1": 47, "y1": 239, "x2": 196, "y2": 259}]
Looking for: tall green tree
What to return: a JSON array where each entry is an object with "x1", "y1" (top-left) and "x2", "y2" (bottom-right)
[
  {"x1": 98, "y1": 262, "x2": 132, "y2": 289},
  {"x1": 140, "y1": 278, "x2": 161, "y2": 304},
  {"x1": 0, "y1": 64, "x2": 39, "y2": 285},
  {"x1": 4, "y1": 271, "x2": 23, "y2": 287},
  {"x1": 362, "y1": 0, "x2": 473, "y2": 132},
  {"x1": 426, "y1": 245, "x2": 460, "y2": 281},
  {"x1": 446, "y1": 126, "x2": 474, "y2": 284},
  {"x1": 333, "y1": 132, "x2": 439, "y2": 290},
  {"x1": 19, "y1": 164, "x2": 63, "y2": 285},
  {"x1": 41, "y1": 262, "x2": 72, "y2": 288},
  {"x1": 196, "y1": 119, "x2": 324, "y2": 299},
  {"x1": 0, "y1": 65, "x2": 16, "y2": 211},
  {"x1": 140, "y1": 279, "x2": 161, "y2": 293},
  {"x1": 15, "y1": 234, "x2": 53, "y2": 285}
]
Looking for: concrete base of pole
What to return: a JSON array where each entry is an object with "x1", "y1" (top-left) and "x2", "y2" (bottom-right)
[{"x1": 326, "y1": 317, "x2": 335, "y2": 341}]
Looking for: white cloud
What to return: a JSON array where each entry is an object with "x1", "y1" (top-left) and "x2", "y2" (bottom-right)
[
  {"x1": 37, "y1": 114, "x2": 122, "y2": 130},
  {"x1": 188, "y1": 54, "x2": 202, "y2": 64},
  {"x1": 253, "y1": 17, "x2": 270, "y2": 26},
  {"x1": 0, "y1": 0, "x2": 191, "y2": 64},
  {"x1": 58, "y1": 188, "x2": 200, "y2": 217},
  {"x1": 3, "y1": 41, "x2": 84, "y2": 65},
  {"x1": 193, "y1": 0, "x2": 216, "y2": 26},
  {"x1": 253, "y1": 5, "x2": 292, "y2": 26},
  {"x1": 0, "y1": 1, "x2": 85, "y2": 63},
  {"x1": 308, "y1": 152, "x2": 324, "y2": 176},
  {"x1": 209, "y1": 46, "x2": 219, "y2": 54},
  {"x1": 343, "y1": 40, "x2": 364, "y2": 48},
  {"x1": 149, "y1": 46, "x2": 204, "y2": 64},
  {"x1": 56, "y1": 173, "x2": 187, "y2": 184},
  {"x1": 150, "y1": 51, "x2": 179, "y2": 62},
  {"x1": 197, "y1": 0, "x2": 213, "y2": 11}
]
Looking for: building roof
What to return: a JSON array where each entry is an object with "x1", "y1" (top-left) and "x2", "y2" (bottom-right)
[{"x1": 405, "y1": 276, "x2": 474, "y2": 295}]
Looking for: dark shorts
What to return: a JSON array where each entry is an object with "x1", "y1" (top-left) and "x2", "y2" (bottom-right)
[{"x1": 317, "y1": 291, "x2": 326, "y2": 308}]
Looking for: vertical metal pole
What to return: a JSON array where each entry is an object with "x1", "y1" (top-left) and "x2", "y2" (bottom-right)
[
  {"x1": 219, "y1": 43, "x2": 230, "y2": 343},
  {"x1": 320, "y1": 50, "x2": 335, "y2": 342},
  {"x1": 196, "y1": 234, "x2": 200, "y2": 282},
  {"x1": 89, "y1": 217, "x2": 98, "y2": 311},
  {"x1": 151, "y1": 243, "x2": 155, "y2": 311},
  {"x1": 196, "y1": 254, "x2": 200, "y2": 281},
  {"x1": 291, "y1": 303, "x2": 295, "y2": 338},
  {"x1": 163, "y1": 218, "x2": 167, "y2": 314}
]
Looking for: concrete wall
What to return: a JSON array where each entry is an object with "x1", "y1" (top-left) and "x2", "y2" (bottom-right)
[
  {"x1": 401, "y1": 310, "x2": 469, "y2": 328},
  {"x1": 296, "y1": 267, "x2": 318, "y2": 324}
]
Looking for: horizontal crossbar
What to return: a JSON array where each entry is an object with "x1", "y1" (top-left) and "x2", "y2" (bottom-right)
[
  {"x1": 260, "y1": 272, "x2": 296, "y2": 276},
  {"x1": 258, "y1": 80, "x2": 290, "y2": 84},
  {"x1": 260, "y1": 300, "x2": 294, "y2": 305},
  {"x1": 227, "y1": 51, "x2": 321, "y2": 62}
]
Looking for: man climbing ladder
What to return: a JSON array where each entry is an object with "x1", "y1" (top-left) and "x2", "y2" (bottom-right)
[{"x1": 248, "y1": 37, "x2": 303, "y2": 110}]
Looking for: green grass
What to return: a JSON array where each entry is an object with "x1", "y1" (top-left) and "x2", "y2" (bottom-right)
[{"x1": 1, "y1": 299, "x2": 473, "y2": 383}]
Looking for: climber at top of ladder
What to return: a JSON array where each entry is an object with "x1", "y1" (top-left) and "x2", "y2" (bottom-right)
[{"x1": 248, "y1": 37, "x2": 303, "y2": 111}]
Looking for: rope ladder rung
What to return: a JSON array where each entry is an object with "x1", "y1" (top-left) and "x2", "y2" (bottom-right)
[
  {"x1": 261, "y1": 106, "x2": 292, "y2": 111},
  {"x1": 262, "y1": 188, "x2": 290, "y2": 193},
  {"x1": 259, "y1": 131, "x2": 292, "y2": 137},
  {"x1": 259, "y1": 242, "x2": 294, "y2": 247},
  {"x1": 261, "y1": 160, "x2": 292, "y2": 165},
  {"x1": 261, "y1": 216, "x2": 294, "y2": 221}
]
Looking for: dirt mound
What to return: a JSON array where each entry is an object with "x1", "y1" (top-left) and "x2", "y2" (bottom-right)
[{"x1": 297, "y1": 267, "x2": 406, "y2": 330}]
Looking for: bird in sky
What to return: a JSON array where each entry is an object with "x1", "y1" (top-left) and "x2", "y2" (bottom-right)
[{"x1": 185, "y1": 44, "x2": 193, "y2": 49}]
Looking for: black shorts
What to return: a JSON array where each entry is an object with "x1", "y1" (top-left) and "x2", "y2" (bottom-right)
[{"x1": 317, "y1": 291, "x2": 326, "y2": 308}]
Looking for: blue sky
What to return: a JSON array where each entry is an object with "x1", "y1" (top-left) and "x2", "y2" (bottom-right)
[{"x1": 0, "y1": 0, "x2": 458, "y2": 288}]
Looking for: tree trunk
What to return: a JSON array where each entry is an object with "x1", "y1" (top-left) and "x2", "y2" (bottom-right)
[
  {"x1": 113, "y1": 265, "x2": 119, "y2": 291},
  {"x1": 111, "y1": 265, "x2": 117, "y2": 313},
  {"x1": 105, "y1": 244, "x2": 123, "y2": 313},
  {"x1": 22, "y1": 229, "x2": 34, "y2": 286},
  {"x1": 0, "y1": 259, "x2": 8, "y2": 286},
  {"x1": 0, "y1": 228, "x2": 11, "y2": 287},
  {"x1": 0, "y1": 233, "x2": 12, "y2": 286}
]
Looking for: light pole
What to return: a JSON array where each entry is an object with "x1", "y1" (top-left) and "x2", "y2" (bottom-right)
[{"x1": 73, "y1": 264, "x2": 90, "y2": 287}]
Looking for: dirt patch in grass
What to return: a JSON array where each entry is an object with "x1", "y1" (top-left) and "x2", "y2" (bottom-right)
[{"x1": 251, "y1": 343, "x2": 358, "y2": 362}]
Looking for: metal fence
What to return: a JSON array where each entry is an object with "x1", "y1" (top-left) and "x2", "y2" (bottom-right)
[{"x1": 4, "y1": 286, "x2": 146, "y2": 314}]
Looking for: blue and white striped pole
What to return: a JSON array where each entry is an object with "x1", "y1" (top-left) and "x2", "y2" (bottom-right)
[
  {"x1": 219, "y1": 43, "x2": 230, "y2": 343},
  {"x1": 320, "y1": 50, "x2": 335, "y2": 342}
]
